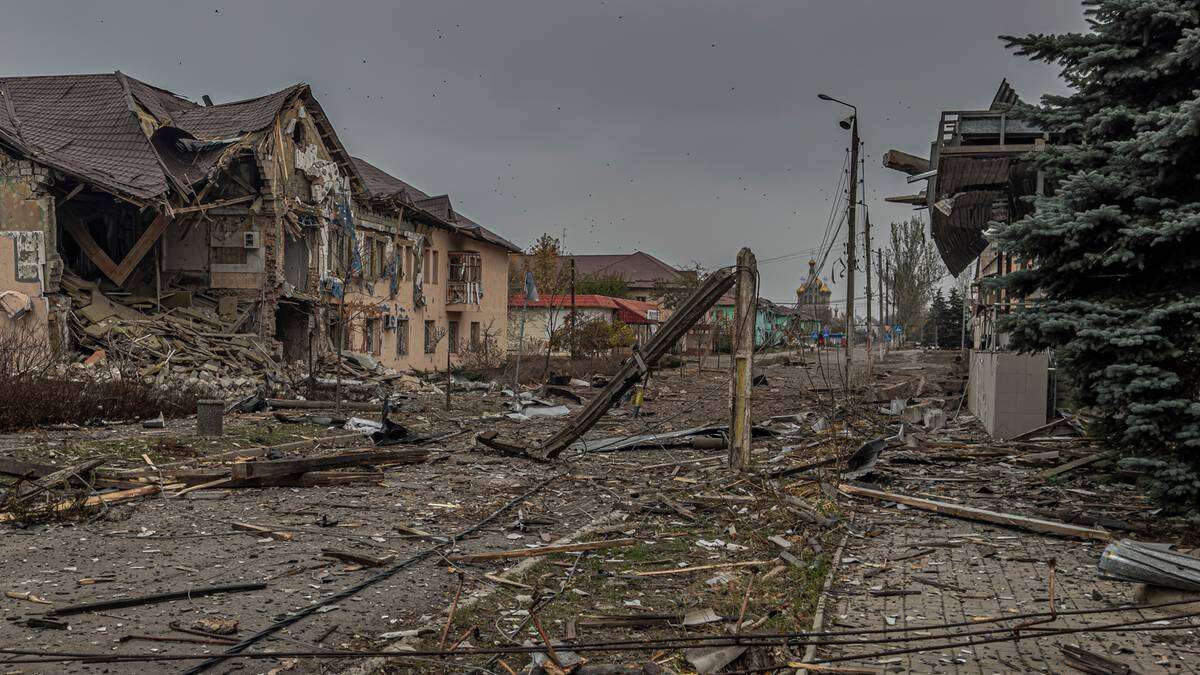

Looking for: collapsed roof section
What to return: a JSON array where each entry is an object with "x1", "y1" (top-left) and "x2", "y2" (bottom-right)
[
  {"x1": 883, "y1": 80, "x2": 1047, "y2": 276},
  {"x1": 0, "y1": 73, "x2": 175, "y2": 200},
  {"x1": 0, "y1": 73, "x2": 364, "y2": 205}
]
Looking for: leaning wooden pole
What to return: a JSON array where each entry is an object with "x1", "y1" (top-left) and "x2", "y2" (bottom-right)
[
  {"x1": 729, "y1": 248, "x2": 756, "y2": 470},
  {"x1": 541, "y1": 266, "x2": 738, "y2": 459}
]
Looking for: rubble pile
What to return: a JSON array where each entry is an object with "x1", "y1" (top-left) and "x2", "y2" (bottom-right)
[
  {"x1": 62, "y1": 274, "x2": 272, "y2": 398},
  {"x1": 61, "y1": 275, "x2": 440, "y2": 401}
]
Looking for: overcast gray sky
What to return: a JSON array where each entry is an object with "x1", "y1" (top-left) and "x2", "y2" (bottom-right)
[{"x1": 0, "y1": 1, "x2": 1087, "y2": 304}]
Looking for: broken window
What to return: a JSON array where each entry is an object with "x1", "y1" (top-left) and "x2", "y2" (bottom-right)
[
  {"x1": 424, "y1": 320, "x2": 437, "y2": 354},
  {"x1": 448, "y1": 320, "x2": 460, "y2": 354},
  {"x1": 395, "y1": 318, "x2": 409, "y2": 357},
  {"x1": 432, "y1": 250, "x2": 439, "y2": 284},
  {"x1": 470, "y1": 321, "x2": 481, "y2": 349},
  {"x1": 365, "y1": 318, "x2": 382, "y2": 355},
  {"x1": 447, "y1": 251, "x2": 483, "y2": 304}
]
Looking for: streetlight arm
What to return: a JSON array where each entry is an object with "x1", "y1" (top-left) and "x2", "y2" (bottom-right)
[{"x1": 817, "y1": 93, "x2": 857, "y2": 113}]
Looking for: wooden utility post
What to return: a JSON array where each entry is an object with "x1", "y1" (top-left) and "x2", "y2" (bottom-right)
[
  {"x1": 844, "y1": 117, "x2": 859, "y2": 385},
  {"x1": 877, "y1": 248, "x2": 885, "y2": 356},
  {"x1": 729, "y1": 248, "x2": 756, "y2": 471},
  {"x1": 863, "y1": 207, "x2": 873, "y2": 377}
]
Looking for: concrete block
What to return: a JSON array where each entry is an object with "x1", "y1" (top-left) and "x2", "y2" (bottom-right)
[{"x1": 196, "y1": 399, "x2": 226, "y2": 437}]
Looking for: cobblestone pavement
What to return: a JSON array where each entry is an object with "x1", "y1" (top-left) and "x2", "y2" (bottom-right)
[{"x1": 814, "y1": 454, "x2": 1200, "y2": 672}]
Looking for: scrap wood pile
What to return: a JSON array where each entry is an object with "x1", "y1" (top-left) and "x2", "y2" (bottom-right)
[
  {"x1": 61, "y1": 273, "x2": 275, "y2": 397},
  {"x1": 0, "y1": 444, "x2": 434, "y2": 525}
]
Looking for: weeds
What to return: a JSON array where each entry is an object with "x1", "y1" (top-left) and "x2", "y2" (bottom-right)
[{"x1": 0, "y1": 373, "x2": 200, "y2": 432}]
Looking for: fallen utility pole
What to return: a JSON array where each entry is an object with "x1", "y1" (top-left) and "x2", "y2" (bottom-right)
[
  {"x1": 729, "y1": 247, "x2": 756, "y2": 470},
  {"x1": 838, "y1": 483, "x2": 1111, "y2": 541},
  {"x1": 541, "y1": 265, "x2": 738, "y2": 458}
]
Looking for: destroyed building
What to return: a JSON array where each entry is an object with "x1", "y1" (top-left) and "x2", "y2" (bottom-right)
[
  {"x1": 884, "y1": 79, "x2": 1052, "y2": 438},
  {"x1": 0, "y1": 72, "x2": 518, "y2": 383}
]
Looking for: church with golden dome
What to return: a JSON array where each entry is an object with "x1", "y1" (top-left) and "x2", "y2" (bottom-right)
[{"x1": 796, "y1": 259, "x2": 833, "y2": 326}]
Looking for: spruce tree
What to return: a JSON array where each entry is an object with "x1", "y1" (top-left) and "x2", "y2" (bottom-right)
[
  {"x1": 926, "y1": 289, "x2": 947, "y2": 347},
  {"x1": 944, "y1": 287, "x2": 965, "y2": 349},
  {"x1": 1000, "y1": 0, "x2": 1200, "y2": 510}
]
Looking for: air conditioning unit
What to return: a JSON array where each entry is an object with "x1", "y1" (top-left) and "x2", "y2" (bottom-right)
[{"x1": 243, "y1": 231, "x2": 262, "y2": 249}]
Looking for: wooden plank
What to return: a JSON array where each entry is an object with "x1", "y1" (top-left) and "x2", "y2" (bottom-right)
[
  {"x1": 0, "y1": 456, "x2": 63, "y2": 478},
  {"x1": 448, "y1": 538, "x2": 637, "y2": 563},
  {"x1": 115, "y1": 432, "x2": 367, "y2": 478},
  {"x1": 229, "y1": 449, "x2": 428, "y2": 480},
  {"x1": 837, "y1": 483, "x2": 1110, "y2": 541},
  {"x1": 267, "y1": 399, "x2": 385, "y2": 412},
  {"x1": 1039, "y1": 453, "x2": 1103, "y2": 480},
  {"x1": 541, "y1": 267, "x2": 737, "y2": 458}
]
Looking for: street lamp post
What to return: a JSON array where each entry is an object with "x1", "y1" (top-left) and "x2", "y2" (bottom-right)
[{"x1": 819, "y1": 93, "x2": 859, "y2": 386}]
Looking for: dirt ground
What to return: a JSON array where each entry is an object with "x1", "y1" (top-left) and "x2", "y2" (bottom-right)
[{"x1": 1, "y1": 347, "x2": 1195, "y2": 674}]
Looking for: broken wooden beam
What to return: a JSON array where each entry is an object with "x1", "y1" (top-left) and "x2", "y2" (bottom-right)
[
  {"x1": 229, "y1": 449, "x2": 427, "y2": 480},
  {"x1": 837, "y1": 483, "x2": 1111, "y2": 541},
  {"x1": 882, "y1": 149, "x2": 931, "y2": 176},
  {"x1": 448, "y1": 538, "x2": 638, "y2": 563},
  {"x1": 1039, "y1": 452, "x2": 1103, "y2": 480},
  {"x1": 47, "y1": 582, "x2": 267, "y2": 616},
  {"x1": 266, "y1": 398, "x2": 384, "y2": 412}
]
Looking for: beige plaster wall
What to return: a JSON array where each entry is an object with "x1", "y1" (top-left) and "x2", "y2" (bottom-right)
[{"x1": 339, "y1": 216, "x2": 510, "y2": 373}]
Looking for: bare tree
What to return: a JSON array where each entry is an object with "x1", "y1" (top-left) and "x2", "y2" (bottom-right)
[
  {"x1": 515, "y1": 234, "x2": 572, "y2": 374},
  {"x1": 884, "y1": 215, "x2": 945, "y2": 341}
]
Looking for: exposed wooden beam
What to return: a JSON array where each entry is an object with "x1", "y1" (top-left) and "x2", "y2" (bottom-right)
[
  {"x1": 62, "y1": 220, "x2": 122, "y2": 282},
  {"x1": 57, "y1": 183, "x2": 86, "y2": 207},
  {"x1": 882, "y1": 149, "x2": 931, "y2": 176},
  {"x1": 885, "y1": 192, "x2": 927, "y2": 206},
  {"x1": 112, "y1": 212, "x2": 171, "y2": 284},
  {"x1": 172, "y1": 194, "x2": 257, "y2": 215}
]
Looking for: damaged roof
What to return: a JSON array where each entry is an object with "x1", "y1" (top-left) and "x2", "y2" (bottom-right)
[
  {"x1": 0, "y1": 73, "x2": 175, "y2": 199},
  {"x1": 352, "y1": 156, "x2": 520, "y2": 252},
  {"x1": 0, "y1": 73, "x2": 363, "y2": 200}
]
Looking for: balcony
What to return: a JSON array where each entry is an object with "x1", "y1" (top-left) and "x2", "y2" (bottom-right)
[
  {"x1": 935, "y1": 109, "x2": 1045, "y2": 157},
  {"x1": 446, "y1": 251, "x2": 483, "y2": 309}
]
